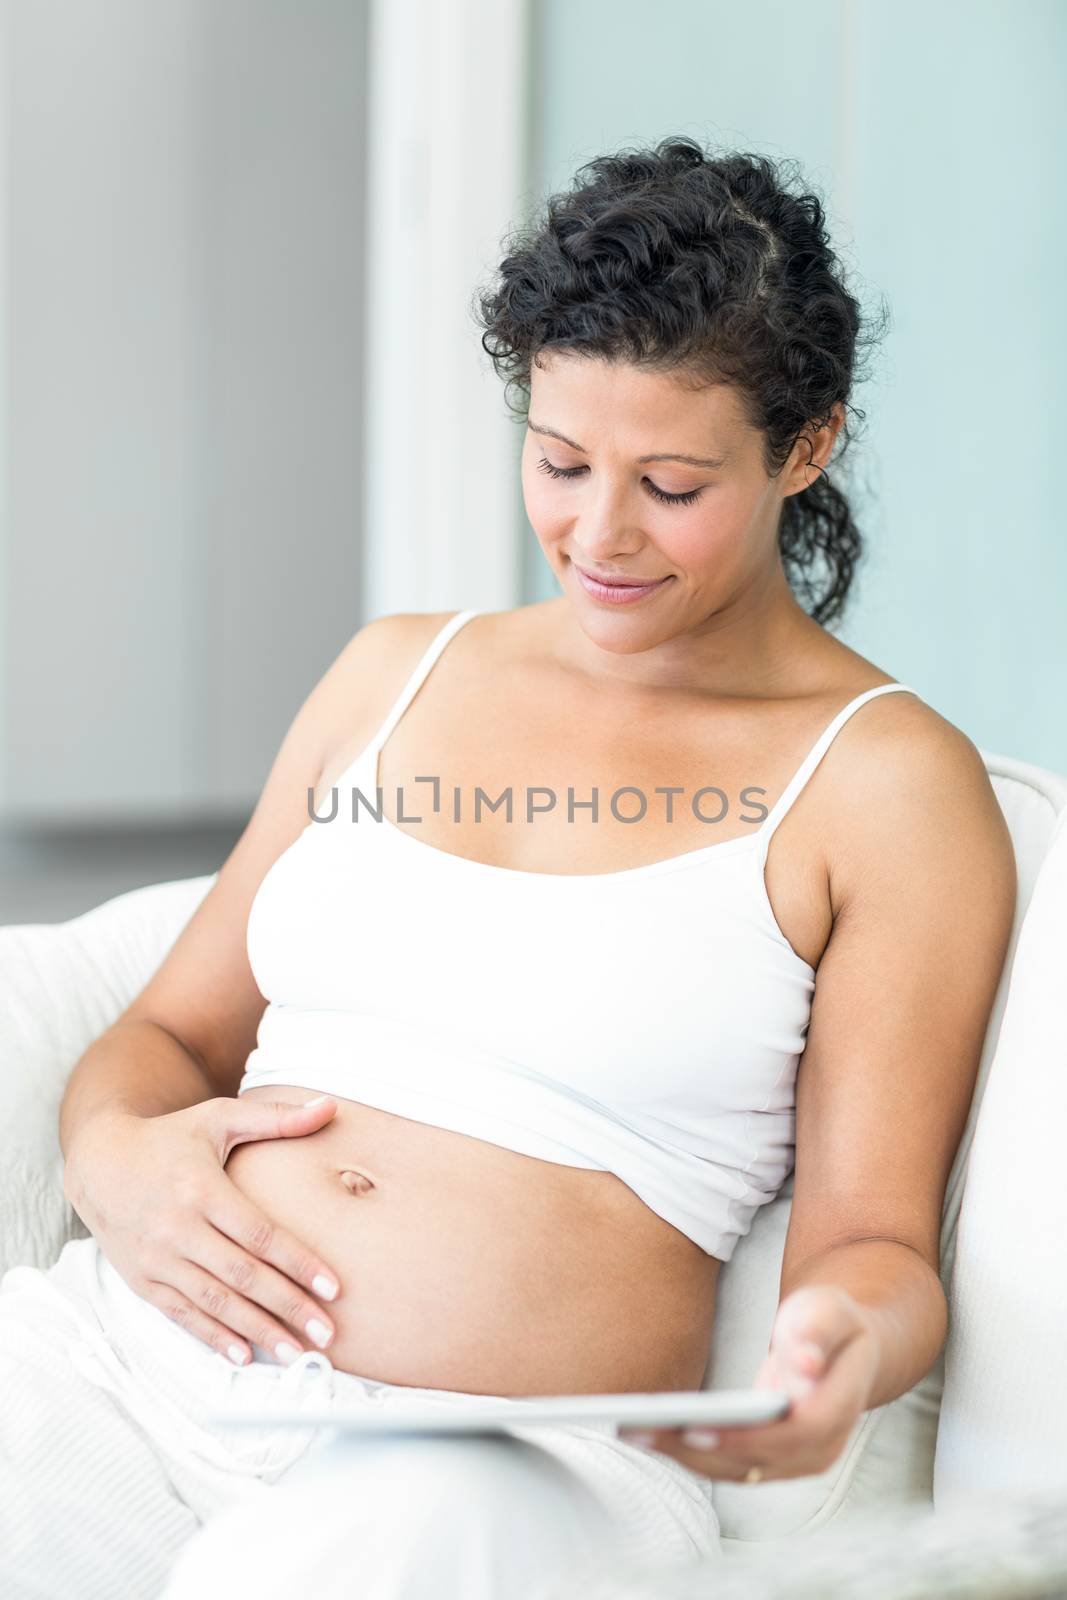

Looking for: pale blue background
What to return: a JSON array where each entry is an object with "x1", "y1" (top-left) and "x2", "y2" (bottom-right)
[{"x1": 519, "y1": 0, "x2": 1067, "y2": 773}]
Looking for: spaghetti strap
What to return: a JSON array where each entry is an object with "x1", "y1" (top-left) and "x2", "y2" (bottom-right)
[
  {"x1": 365, "y1": 609, "x2": 482, "y2": 756},
  {"x1": 756, "y1": 682, "x2": 921, "y2": 855}
]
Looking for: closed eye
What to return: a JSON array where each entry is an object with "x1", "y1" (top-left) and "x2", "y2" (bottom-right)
[{"x1": 536, "y1": 456, "x2": 705, "y2": 508}]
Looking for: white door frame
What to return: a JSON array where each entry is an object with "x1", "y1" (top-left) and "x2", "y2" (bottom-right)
[{"x1": 362, "y1": 0, "x2": 531, "y2": 620}]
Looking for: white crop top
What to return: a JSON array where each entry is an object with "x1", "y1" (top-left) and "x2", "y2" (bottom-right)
[{"x1": 239, "y1": 608, "x2": 920, "y2": 1261}]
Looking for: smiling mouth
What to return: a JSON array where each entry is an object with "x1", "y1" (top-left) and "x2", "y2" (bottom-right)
[{"x1": 572, "y1": 563, "x2": 669, "y2": 588}]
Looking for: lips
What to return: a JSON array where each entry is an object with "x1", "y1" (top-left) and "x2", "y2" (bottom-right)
[
  {"x1": 572, "y1": 562, "x2": 671, "y2": 605},
  {"x1": 573, "y1": 564, "x2": 666, "y2": 587}
]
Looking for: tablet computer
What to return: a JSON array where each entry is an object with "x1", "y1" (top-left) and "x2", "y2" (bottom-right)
[{"x1": 206, "y1": 1387, "x2": 790, "y2": 1436}]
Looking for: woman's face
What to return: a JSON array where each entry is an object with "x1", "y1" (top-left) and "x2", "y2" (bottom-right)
[{"x1": 521, "y1": 353, "x2": 837, "y2": 647}]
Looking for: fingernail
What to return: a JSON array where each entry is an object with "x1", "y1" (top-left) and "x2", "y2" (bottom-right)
[
  {"x1": 312, "y1": 1274, "x2": 338, "y2": 1301},
  {"x1": 304, "y1": 1095, "x2": 330, "y2": 1107},
  {"x1": 681, "y1": 1429, "x2": 720, "y2": 1449},
  {"x1": 276, "y1": 1341, "x2": 302, "y2": 1365},
  {"x1": 228, "y1": 1344, "x2": 249, "y2": 1366},
  {"x1": 620, "y1": 1430, "x2": 656, "y2": 1448},
  {"x1": 791, "y1": 1375, "x2": 816, "y2": 1398},
  {"x1": 306, "y1": 1318, "x2": 331, "y2": 1348}
]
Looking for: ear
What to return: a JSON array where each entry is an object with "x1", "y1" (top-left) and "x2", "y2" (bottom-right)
[{"x1": 781, "y1": 403, "x2": 846, "y2": 497}]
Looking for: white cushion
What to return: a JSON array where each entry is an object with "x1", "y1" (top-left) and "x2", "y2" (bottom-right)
[
  {"x1": 0, "y1": 874, "x2": 217, "y2": 1274},
  {"x1": 934, "y1": 798, "x2": 1067, "y2": 1502}
]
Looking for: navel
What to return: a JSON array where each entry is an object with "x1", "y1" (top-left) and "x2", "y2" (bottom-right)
[{"x1": 339, "y1": 1167, "x2": 376, "y2": 1196}]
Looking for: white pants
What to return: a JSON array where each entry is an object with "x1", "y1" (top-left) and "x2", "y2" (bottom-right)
[{"x1": 0, "y1": 1238, "x2": 722, "y2": 1598}]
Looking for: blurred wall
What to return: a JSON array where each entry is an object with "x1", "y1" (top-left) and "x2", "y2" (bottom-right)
[
  {"x1": 521, "y1": 0, "x2": 1067, "y2": 773},
  {"x1": 0, "y1": 0, "x2": 367, "y2": 825}
]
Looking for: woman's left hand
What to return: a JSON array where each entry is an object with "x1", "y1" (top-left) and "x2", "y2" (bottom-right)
[{"x1": 618, "y1": 1286, "x2": 881, "y2": 1483}]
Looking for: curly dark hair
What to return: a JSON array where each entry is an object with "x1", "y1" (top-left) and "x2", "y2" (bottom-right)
[{"x1": 471, "y1": 136, "x2": 888, "y2": 628}]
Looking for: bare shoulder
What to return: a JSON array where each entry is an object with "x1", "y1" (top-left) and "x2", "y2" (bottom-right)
[
  {"x1": 314, "y1": 609, "x2": 465, "y2": 753},
  {"x1": 823, "y1": 684, "x2": 1016, "y2": 921},
  {"x1": 345, "y1": 602, "x2": 547, "y2": 684},
  {"x1": 330, "y1": 608, "x2": 464, "y2": 681},
  {"x1": 828, "y1": 685, "x2": 1000, "y2": 825}
]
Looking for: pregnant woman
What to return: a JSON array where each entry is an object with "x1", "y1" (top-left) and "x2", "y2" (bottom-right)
[{"x1": 1, "y1": 138, "x2": 1015, "y2": 1600}]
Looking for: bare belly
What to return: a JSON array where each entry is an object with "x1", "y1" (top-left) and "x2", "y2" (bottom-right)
[{"x1": 225, "y1": 1087, "x2": 720, "y2": 1397}]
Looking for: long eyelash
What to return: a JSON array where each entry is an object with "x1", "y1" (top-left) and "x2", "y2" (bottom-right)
[{"x1": 535, "y1": 455, "x2": 703, "y2": 507}]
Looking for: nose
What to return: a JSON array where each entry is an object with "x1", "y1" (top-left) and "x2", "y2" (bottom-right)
[{"x1": 573, "y1": 528, "x2": 645, "y2": 564}]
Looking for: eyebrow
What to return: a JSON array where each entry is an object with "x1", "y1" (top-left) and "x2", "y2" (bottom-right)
[{"x1": 527, "y1": 419, "x2": 730, "y2": 470}]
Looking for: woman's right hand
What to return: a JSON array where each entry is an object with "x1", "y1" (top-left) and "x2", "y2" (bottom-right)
[{"x1": 62, "y1": 1094, "x2": 344, "y2": 1367}]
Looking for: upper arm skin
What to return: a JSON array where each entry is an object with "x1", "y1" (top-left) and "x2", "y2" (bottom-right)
[
  {"x1": 779, "y1": 707, "x2": 1017, "y2": 1295},
  {"x1": 118, "y1": 611, "x2": 455, "y2": 1097}
]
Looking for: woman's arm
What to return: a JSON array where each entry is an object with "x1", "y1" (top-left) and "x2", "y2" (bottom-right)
[
  {"x1": 622, "y1": 702, "x2": 1017, "y2": 1475},
  {"x1": 59, "y1": 1019, "x2": 221, "y2": 1159},
  {"x1": 769, "y1": 706, "x2": 1016, "y2": 1403}
]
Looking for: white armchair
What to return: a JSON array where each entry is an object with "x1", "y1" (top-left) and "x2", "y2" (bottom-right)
[{"x1": 3, "y1": 748, "x2": 1066, "y2": 1595}]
